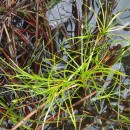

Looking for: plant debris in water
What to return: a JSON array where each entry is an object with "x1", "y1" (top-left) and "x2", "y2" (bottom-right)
[{"x1": 0, "y1": 0, "x2": 130, "y2": 130}]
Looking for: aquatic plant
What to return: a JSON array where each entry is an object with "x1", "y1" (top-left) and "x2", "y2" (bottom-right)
[{"x1": 0, "y1": 0, "x2": 130, "y2": 129}]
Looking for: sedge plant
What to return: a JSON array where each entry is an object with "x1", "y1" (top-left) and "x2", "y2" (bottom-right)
[{"x1": 0, "y1": 0, "x2": 130, "y2": 129}]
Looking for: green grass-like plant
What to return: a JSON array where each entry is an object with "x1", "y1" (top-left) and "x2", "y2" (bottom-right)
[{"x1": 0, "y1": 0, "x2": 130, "y2": 129}]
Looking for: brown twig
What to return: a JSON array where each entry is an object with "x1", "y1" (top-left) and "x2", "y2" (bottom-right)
[
  {"x1": 36, "y1": 0, "x2": 40, "y2": 45},
  {"x1": 11, "y1": 26, "x2": 34, "y2": 48}
]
